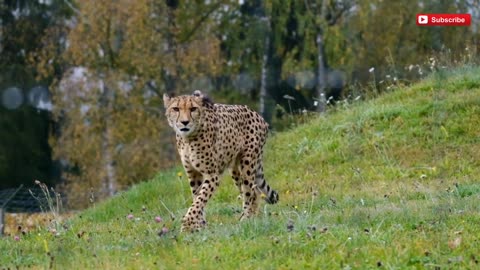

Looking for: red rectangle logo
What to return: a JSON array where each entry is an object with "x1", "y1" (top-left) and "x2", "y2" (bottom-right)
[{"x1": 417, "y1": 14, "x2": 471, "y2": 26}]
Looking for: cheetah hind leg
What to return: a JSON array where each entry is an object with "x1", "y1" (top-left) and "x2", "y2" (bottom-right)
[
  {"x1": 230, "y1": 166, "x2": 243, "y2": 201},
  {"x1": 239, "y1": 182, "x2": 260, "y2": 221},
  {"x1": 238, "y1": 165, "x2": 261, "y2": 220}
]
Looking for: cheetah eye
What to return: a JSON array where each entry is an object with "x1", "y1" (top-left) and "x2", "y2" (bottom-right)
[
  {"x1": 190, "y1": 107, "x2": 198, "y2": 112},
  {"x1": 172, "y1": 107, "x2": 179, "y2": 112}
]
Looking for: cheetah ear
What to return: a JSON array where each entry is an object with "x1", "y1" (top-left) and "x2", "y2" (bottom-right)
[
  {"x1": 192, "y1": 90, "x2": 203, "y2": 98},
  {"x1": 193, "y1": 90, "x2": 213, "y2": 107},
  {"x1": 163, "y1": 94, "x2": 171, "y2": 109}
]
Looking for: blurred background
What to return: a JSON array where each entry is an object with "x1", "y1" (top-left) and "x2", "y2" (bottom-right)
[{"x1": 0, "y1": 0, "x2": 479, "y2": 211}]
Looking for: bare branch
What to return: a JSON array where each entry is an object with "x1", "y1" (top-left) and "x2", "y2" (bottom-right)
[
  {"x1": 326, "y1": 0, "x2": 356, "y2": 26},
  {"x1": 63, "y1": 0, "x2": 80, "y2": 15},
  {"x1": 179, "y1": 2, "x2": 223, "y2": 43},
  {"x1": 146, "y1": 80, "x2": 162, "y2": 97}
]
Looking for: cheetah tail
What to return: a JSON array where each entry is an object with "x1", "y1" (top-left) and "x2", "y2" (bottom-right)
[
  {"x1": 255, "y1": 165, "x2": 279, "y2": 204},
  {"x1": 254, "y1": 182, "x2": 279, "y2": 204},
  {"x1": 264, "y1": 188, "x2": 279, "y2": 204}
]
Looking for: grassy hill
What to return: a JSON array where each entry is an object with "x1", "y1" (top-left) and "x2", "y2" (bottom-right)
[{"x1": 1, "y1": 67, "x2": 480, "y2": 269}]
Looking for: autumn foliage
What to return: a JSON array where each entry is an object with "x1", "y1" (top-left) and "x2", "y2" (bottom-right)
[
  {"x1": 33, "y1": 0, "x2": 224, "y2": 207},
  {"x1": 23, "y1": 0, "x2": 479, "y2": 208}
]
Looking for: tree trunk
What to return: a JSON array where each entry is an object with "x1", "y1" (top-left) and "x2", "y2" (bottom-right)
[
  {"x1": 316, "y1": 31, "x2": 327, "y2": 113},
  {"x1": 164, "y1": 0, "x2": 179, "y2": 95},
  {"x1": 0, "y1": 16, "x2": 3, "y2": 55},
  {"x1": 259, "y1": 30, "x2": 270, "y2": 118},
  {"x1": 162, "y1": 5, "x2": 178, "y2": 162},
  {"x1": 101, "y1": 81, "x2": 117, "y2": 197},
  {"x1": 102, "y1": 127, "x2": 116, "y2": 197}
]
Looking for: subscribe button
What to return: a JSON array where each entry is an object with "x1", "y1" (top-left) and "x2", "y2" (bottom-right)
[{"x1": 417, "y1": 14, "x2": 471, "y2": 26}]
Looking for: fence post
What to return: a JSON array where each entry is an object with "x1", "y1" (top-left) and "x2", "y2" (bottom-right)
[
  {"x1": 0, "y1": 185, "x2": 24, "y2": 237},
  {"x1": 0, "y1": 207, "x2": 4, "y2": 236}
]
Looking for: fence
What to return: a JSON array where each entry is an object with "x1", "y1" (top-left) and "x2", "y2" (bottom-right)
[
  {"x1": 0, "y1": 185, "x2": 56, "y2": 236},
  {"x1": 0, "y1": 184, "x2": 114, "y2": 236}
]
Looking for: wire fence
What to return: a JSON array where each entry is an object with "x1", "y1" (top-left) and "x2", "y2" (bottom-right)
[
  {"x1": 0, "y1": 185, "x2": 68, "y2": 236},
  {"x1": 0, "y1": 184, "x2": 117, "y2": 236},
  {"x1": 1, "y1": 186, "x2": 44, "y2": 213}
]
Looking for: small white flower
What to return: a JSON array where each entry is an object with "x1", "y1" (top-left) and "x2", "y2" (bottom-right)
[{"x1": 369, "y1": 67, "x2": 375, "y2": 73}]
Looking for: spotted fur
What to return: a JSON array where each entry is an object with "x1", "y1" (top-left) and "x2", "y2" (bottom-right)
[{"x1": 163, "y1": 90, "x2": 279, "y2": 232}]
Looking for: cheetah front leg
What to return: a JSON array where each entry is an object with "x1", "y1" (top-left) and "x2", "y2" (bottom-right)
[
  {"x1": 185, "y1": 169, "x2": 203, "y2": 199},
  {"x1": 181, "y1": 174, "x2": 220, "y2": 232}
]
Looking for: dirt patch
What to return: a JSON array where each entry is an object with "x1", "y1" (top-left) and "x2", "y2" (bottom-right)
[{"x1": 3, "y1": 212, "x2": 73, "y2": 236}]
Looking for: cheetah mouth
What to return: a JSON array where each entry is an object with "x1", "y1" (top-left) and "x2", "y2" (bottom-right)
[{"x1": 179, "y1": 128, "x2": 190, "y2": 132}]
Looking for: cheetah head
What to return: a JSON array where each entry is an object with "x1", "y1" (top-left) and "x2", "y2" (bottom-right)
[{"x1": 163, "y1": 91, "x2": 210, "y2": 138}]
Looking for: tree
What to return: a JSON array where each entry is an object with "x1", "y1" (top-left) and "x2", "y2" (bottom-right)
[
  {"x1": 0, "y1": 0, "x2": 71, "y2": 189},
  {"x1": 346, "y1": 0, "x2": 477, "y2": 87},
  {"x1": 299, "y1": 0, "x2": 355, "y2": 112},
  {"x1": 217, "y1": 0, "x2": 295, "y2": 121},
  {"x1": 35, "y1": 0, "x2": 224, "y2": 207},
  {"x1": 25, "y1": 0, "x2": 480, "y2": 206}
]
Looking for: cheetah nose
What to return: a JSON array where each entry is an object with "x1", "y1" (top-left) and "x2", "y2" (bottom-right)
[{"x1": 181, "y1": 121, "x2": 190, "y2": 126}]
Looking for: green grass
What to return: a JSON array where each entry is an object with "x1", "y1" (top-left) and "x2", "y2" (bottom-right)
[{"x1": 2, "y1": 66, "x2": 480, "y2": 269}]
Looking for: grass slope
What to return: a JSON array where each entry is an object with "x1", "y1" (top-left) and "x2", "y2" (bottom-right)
[{"x1": 1, "y1": 67, "x2": 480, "y2": 269}]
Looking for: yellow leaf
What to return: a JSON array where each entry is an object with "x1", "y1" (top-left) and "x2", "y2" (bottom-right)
[{"x1": 43, "y1": 239, "x2": 49, "y2": 253}]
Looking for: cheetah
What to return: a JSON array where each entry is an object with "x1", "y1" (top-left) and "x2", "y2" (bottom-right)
[{"x1": 163, "y1": 90, "x2": 279, "y2": 232}]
